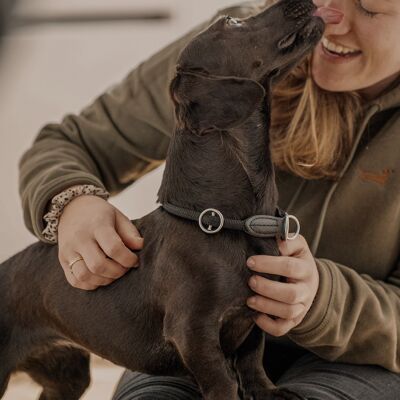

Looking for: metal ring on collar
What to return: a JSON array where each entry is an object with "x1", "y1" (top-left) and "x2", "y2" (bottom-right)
[
  {"x1": 285, "y1": 214, "x2": 301, "y2": 241},
  {"x1": 198, "y1": 208, "x2": 224, "y2": 234}
]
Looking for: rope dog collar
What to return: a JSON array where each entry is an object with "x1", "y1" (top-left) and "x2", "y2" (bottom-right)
[{"x1": 161, "y1": 202, "x2": 300, "y2": 241}]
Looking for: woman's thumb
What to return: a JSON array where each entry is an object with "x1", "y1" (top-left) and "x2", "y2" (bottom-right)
[{"x1": 115, "y1": 211, "x2": 144, "y2": 250}]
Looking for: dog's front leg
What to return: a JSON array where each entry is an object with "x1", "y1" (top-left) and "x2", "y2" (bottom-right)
[
  {"x1": 164, "y1": 313, "x2": 240, "y2": 400},
  {"x1": 234, "y1": 325, "x2": 303, "y2": 400}
]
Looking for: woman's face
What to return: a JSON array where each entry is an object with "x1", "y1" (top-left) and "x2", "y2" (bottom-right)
[{"x1": 311, "y1": 0, "x2": 400, "y2": 99}]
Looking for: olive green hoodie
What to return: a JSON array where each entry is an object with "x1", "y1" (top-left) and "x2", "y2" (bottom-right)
[{"x1": 18, "y1": 1, "x2": 400, "y2": 372}]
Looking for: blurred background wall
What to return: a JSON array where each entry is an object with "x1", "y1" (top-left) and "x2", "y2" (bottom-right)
[{"x1": 0, "y1": 0, "x2": 236, "y2": 398}]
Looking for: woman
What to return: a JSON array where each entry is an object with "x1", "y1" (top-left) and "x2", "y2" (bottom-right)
[{"x1": 18, "y1": 0, "x2": 400, "y2": 399}]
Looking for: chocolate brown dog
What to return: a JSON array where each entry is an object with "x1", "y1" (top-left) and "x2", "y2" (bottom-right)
[{"x1": 0, "y1": 1, "x2": 325, "y2": 399}]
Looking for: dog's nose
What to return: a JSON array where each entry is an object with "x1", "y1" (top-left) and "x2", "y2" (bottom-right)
[{"x1": 283, "y1": 0, "x2": 316, "y2": 20}]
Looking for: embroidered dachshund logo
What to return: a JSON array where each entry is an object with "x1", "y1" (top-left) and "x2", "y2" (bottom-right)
[{"x1": 358, "y1": 168, "x2": 394, "y2": 186}]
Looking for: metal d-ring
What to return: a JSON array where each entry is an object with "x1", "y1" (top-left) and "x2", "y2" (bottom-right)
[
  {"x1": 198, "y1": 208, "x2": 224, "y2": 234},
  {"x1": 285, "y1": 214, "x2": 301, "y2": 240}
]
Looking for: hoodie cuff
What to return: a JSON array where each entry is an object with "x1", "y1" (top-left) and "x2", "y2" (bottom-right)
[
  {"x1": 42, "y1": 184, "x2": 110, "y2": 244},
  {"x1": 32, "y1": 174, "x2": 107, "y2": 244},
  {"x1": 288, "y1": 258, "x2": 335, "y2": 341}
]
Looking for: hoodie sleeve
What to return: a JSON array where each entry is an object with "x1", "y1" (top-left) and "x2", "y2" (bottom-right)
[{"x1": 287, "y1": 256, "x2": 400, "y2": 372}]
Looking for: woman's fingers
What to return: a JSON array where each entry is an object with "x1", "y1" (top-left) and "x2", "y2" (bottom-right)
[
  {"x1": 253, "y1": 313, "x2": 301, "y2": 337},
  {"x1": 247, "y1": 295, "x2": 305, "y2": 320},
  {"x1": 277, "y1": 235, "x2": 308, "y2": 257},
  {"x1": 56, "y1": 196, "x2": 145, "y2": 290},
  {"x1": 94, "y1": 226, "x2": 139, "y2": 269},
  {"x1": 69, "y1": 259, "x2": 114, "y2": 286},
  {"x1": 60, "y1": 252, "x2": 114, "y2": 290},
  {"x1": 247, "y1": 255, "x2": 310, "y2": 280},
  {"x1": 246, "y1": 235, "x2": 319, "y2": 336},
  {"x1": 248, "y1": 275, "x2": 307, "y2": 305},
  {"x1": 78, "y1": 240, "x2": 132, "y2": 279},
  {"x1": 115, "y1": 211, "x2": 144, "y2": 251},
  {"x1": 64, "y1": 269, "x2": 97, "y2": 291}
]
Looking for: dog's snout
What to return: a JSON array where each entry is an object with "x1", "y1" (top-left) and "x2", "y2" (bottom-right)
[{"x1": 283, "y1": 0, "x2": 316, "y2": 20}]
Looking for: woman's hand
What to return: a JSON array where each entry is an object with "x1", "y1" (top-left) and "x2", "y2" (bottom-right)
[
  {"x1": 58, "y1": 195, "x2": 144, "y2": 291},
  {"x1": 246, "y1": 234, "x2": 319, "y2": 337}
]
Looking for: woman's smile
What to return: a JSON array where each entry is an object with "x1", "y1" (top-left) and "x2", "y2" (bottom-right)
[
  {"x1": 321, "y1": 36, "x2": 361, "y2": 56},
  {"x1": 317, "y1": 36, "x2": 362, "y2": 64}
]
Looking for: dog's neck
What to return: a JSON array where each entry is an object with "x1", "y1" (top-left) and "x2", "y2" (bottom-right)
[{"x1": 157, "y1": 101, "x2": 278, "y2": 219}]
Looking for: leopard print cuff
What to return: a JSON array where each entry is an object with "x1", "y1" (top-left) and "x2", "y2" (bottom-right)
[{"x1": 42, "y1": 184, "x2": 110, "y2": 243}]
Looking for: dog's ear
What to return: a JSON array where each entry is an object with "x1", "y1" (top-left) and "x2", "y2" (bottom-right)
[{"x1": 170, "y1": 71, "x2": 266, "y2": 134}]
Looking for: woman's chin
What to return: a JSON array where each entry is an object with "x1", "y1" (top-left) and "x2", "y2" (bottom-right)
[
  {"x1": 311, "y1": 66, "x2": 354, "y2": 92},
  {"x1": 313, "y1": 77, "x2": 345, "y2": 92}
]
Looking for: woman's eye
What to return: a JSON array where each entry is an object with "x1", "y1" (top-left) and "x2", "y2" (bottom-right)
[{"x1": 355, "y1": 0, "x2": 379, "y2": 18}]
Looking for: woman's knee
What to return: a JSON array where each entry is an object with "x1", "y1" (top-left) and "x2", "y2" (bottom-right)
[
  {"x1": 276, "y1": 353, "x2": 400, "y2": 400},
  {"x1": 112, "y1": 370, "x2": 202, "y2": 400}
]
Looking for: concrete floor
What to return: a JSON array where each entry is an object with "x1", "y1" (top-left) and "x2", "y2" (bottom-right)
[{"x1": 0, "y1": 0, "x2": 235, "y2": 398}]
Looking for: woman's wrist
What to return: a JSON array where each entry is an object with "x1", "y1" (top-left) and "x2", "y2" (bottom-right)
[{"x1": 42, "y1": 184, "x2": 110, "y2": 243}]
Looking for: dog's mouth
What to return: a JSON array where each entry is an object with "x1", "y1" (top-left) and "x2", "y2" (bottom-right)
[
  {"x1": 277, "y1": 6, "x2": 344, "y2": 55},
  {"x1": 261, "y1": 16, "x2": 323, "y2": 84}
]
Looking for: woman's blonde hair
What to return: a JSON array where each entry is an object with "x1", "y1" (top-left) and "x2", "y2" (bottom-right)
[{"x1": 270, "y1": 53, "x2": 363, "y2": 180}]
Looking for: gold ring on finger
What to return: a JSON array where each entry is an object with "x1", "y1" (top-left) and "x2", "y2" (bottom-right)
[{"x1": 68, "y1": 256, "x2": 84, "y2": 271}]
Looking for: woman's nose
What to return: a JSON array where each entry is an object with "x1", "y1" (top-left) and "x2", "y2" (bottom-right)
[{"x1": 313, "y1": 0, "x2": 351, "y2": 34}]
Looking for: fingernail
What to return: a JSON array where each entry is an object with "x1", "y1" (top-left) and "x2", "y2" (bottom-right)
[
  {"x1": 135, "y1": 237, "x2": 144, "y2": 246},
  {"x1": 249, "y1": 276, "x2": 257, "y2": 289},
  {"x1": 247, "y1": 258, "x2": 256, "y2": 268},
  {"x1": 130, "y1": 255, "x2": 140, "y2": 268},
  {"x1": 247, "y1": 297, "x2": 256, "y2": 306}
]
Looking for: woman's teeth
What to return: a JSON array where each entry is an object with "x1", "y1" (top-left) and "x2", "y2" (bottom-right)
[{"x1": 322, "y1": 37, "x2": 360, "y2": 55}]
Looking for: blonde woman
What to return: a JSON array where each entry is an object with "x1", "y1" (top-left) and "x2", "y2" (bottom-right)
[{"x1": 18, "y1": 0, "x2": 400, "y2": 399}]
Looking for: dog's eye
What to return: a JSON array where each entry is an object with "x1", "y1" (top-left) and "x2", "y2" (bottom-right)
[{"x1": 226, "y1": 16, "x2": 242, "y2": 26}]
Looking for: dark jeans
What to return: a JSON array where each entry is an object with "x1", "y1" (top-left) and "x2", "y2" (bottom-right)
[{"x1": 111, "y1": 347, "x2": 400, "y2": 400}]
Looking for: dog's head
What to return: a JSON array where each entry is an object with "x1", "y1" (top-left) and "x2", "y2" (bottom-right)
[{"x1": 170, "y1": 0, "x2": 325, "y2": 134}]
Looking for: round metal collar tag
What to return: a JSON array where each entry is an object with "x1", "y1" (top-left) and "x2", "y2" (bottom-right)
[{"x1": 198, "y1": 208, "x2": 224, "y2": 234}]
